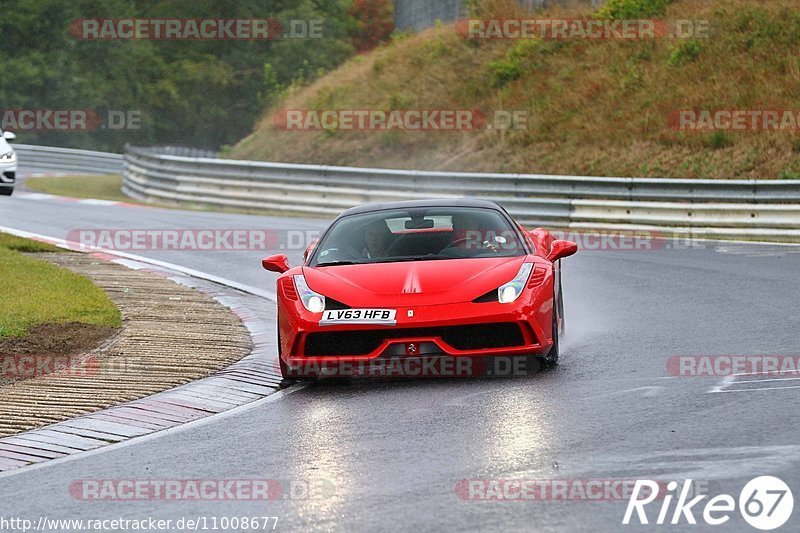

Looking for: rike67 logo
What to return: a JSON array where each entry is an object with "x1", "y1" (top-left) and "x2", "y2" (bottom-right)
[{"x1": 624, "y1": 477, "x2": 793, "y2": 530}]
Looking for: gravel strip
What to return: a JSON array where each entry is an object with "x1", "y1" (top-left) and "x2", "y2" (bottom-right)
[{"x1": 0, "y1": 252, "x2": 252, "y2": 437}]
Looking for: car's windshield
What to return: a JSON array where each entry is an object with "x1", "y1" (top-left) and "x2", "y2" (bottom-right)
[{"x1": 309, "y1": 207, "x2": 525, "y2": 266}]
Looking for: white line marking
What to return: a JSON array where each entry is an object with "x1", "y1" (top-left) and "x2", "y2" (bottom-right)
[
  {"x1": 733, "y1": 377, "x2": 800, "y2": 384},
  {"x1": 712, "y1": 385, "x2": 800, "y2": 393},
  {"x1": 728, "y1": 370, "x2": 800, "y2": 377},
  {"x1": 16, "y1": 192, "x2": 59, "y2": 201},
  {"x1": 708, "y1": 375, "x2": 736, "y2": 393},
  {"x1": 0, "y1": 225, "x2": 277, "y2": 301},
  {"x1": 709, "y1": 369, "x2": 800, "y2": 393},
  {"x1": 586, "y1": 386, "x2": 663, "y2": 399},
  {"x1": 0, "y1": 383, "x2": 306, "y2": 480},
  {"x1": 77, "y1": 199, "x2": 119, "y2": 206}
]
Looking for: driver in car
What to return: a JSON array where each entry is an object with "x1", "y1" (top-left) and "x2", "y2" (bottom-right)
[
  {"x1": 361, "y1": 219, "x2": 393, "y2": 259},
  {"x1": 448, "y1": 213, "x2": 504, "y2": 254},
  {"x1": 450, "y1": 213, "x2": 483, "y2": 251}
]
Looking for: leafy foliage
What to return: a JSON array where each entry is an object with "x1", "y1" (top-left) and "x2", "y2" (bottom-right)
[
  {"x1": 0, "y1": 0, "x2": 370, "y2": 151},
  {"x1": 349, "y1": 0, "x2": 394, "y2": 53},
  {"x1": 596, "y1": 0, "x2": 672, "y2": 19},
  {"x1": 667, "y1": 40, "x2": 702, "y2": 67},
  {"x1": 487, "y1": 40, "x2": 545, "y2": 88}
]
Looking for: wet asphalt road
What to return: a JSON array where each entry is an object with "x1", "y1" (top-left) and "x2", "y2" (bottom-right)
[{"x1": 1, "y1": 188, "x2": 799, "y2": 532}]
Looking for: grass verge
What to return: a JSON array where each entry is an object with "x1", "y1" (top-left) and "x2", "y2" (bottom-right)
[
  {"x1": 23, "y1": 174, "x2": 331, "y2": 219},
  {"x1": 0, "y1": 233, "x2": 121, "y2": 338},
  {"x1": 24, "y1": 174, "x2": 131, "y2": 203},
  {"x1": 230, "y1": 0, "x2": 800, "y2": 179}
]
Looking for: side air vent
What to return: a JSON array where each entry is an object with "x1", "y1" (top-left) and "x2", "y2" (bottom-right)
[
  {"x1": 281, "y1": 278, "x2": 298, "y2": 300},
  {"x1": 528, "y1": 266, "x2": 547, "y2": 288}
]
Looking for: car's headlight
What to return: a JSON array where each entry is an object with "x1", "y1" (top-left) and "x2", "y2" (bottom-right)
[
  {"x1": 0, "y1": 151, "x2": 14, "y2": 162},
  {"x1": 498, "y1": 263, "x2": 533, "y2": 304},
  {"x1": 294, "y1": 274, "x2": 326, "y2": 313}
]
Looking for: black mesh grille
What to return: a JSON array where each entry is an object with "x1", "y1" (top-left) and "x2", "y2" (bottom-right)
[
  {"x1": 472, "y1": 290, "x2": 498, "y2": 303},
  {"x1": 304, "y1": 323, "x2": 525, "y2": 356},
  {"x1": 325, "y1": 298, "x2": 351, "y2": 311}
]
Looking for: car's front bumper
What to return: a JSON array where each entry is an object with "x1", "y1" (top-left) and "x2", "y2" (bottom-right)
[
  {"x1": 0, "y1": 159, "x2": 17, "y2": 190},
  {"x1": 279, "y1": 295, "x2": 555, "y2": 379}
]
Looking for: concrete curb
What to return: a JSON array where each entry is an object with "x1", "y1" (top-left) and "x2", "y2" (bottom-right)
[{"x1": 0, "y1": 245, "x2": 282, "y2": 473}]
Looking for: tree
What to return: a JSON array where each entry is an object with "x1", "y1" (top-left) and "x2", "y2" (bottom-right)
[{"x1": 349, "y1": 0, "x2": 394, "y2": 53}]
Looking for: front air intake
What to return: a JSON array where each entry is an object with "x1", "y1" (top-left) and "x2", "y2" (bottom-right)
[{"x1": 304, "y1": 323, "x2": 526, "y2": 356}]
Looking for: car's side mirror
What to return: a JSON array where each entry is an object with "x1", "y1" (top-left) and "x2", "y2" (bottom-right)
[
  {"x1": 262, "y1": 254, "x2": 290, "y2": 273},
  {"x1": 303, "y1": 239, "x2": 318, "y2": 263},
  {"x1": 3, "y1": 131, "x2": 16, "y2": 141},
  {"x1": 548, "y1": 240, "x2": 578, "y2": 262},
  {"x1": 527, "y1": 227, "x2": 554, "y2": 257}
]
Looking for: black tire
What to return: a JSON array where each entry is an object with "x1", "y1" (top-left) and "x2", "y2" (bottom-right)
[
  {"x1": 521, "y1": 355, "x2": 543, "y2": 376},
  {"x1": 277, "y1": 325, "x2": 290, "y2": 380},
  {"x1": 557, "y1": 269, "x2": 565, "y2": 336},
  {"x1": 0, "y1": 187, "x2": 12, "y2": 196},
  {"x1": 543, "y1": 289, "x2": 560, "y2": 368},
  {"x1": 276, "y1": 325, "x2": 300, "y2": 383}
]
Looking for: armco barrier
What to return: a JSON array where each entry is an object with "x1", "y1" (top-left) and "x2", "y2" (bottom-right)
[
  {"x1": 12, "y1": 143, "x2": 800, "y2": 242},
  {"x1": 122, "y1": 145, "x2": 800, "y2": 242},
  {"x1": 16, "y1": 144, "x2": 123, "y2": 175}
]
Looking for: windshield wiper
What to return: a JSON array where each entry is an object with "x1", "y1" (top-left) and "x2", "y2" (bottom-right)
[
  {"x1": 315, "y1": 260, "x2": 364, "y2": 267},
  {"x1": 317, "y1": 256, "x2": 453, "y2": 267},
  {"x1": 387, "y1": 255, "x2": 452, "y2": 263}
]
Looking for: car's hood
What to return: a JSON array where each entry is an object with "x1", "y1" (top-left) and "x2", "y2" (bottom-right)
[{"x1": 303, "y1": 256, "x2": 526, "y2": 307}]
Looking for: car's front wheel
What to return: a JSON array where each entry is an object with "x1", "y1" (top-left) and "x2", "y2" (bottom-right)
[
  {"x1": 277, "y1": 326, "x2": 293, "y2": 381},
  {"x1": 542, "y1": 287, "x2": 561, "y2": 368},
  {"x1": 557, "y1": 269, "x2": 565, "y2": 336}
]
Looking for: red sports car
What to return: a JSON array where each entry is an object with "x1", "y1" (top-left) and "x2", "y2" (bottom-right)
[{"x1": 262, "y1": 199, "x2": 577, "y2": 380}]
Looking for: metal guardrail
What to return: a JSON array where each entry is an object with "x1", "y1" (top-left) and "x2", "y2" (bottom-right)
[
  {"x1": 12, "y1": 143, "x2": 800, "y2": 242},
  {"x1": 16, "y1": 144, "x2": 123, "y2": 175},
  {"x1": 122, "y1": 144, "x2": 800, "y2": 242}
]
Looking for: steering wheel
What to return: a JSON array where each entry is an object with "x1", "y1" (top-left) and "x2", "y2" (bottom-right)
[
  {"x1": 441, "y1": 238, "x2": 471, "y2": 251},
  {"x1": 441, "y1": 237, "x2": 501, "y2": 255},
  {"x1": 382, "y1": 235, "x2": 407, "y2": 257}
]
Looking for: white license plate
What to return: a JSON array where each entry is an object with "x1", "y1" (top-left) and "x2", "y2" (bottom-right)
[{"x1": 320, "y1": 309, "x2": 397, "y2": 326}]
